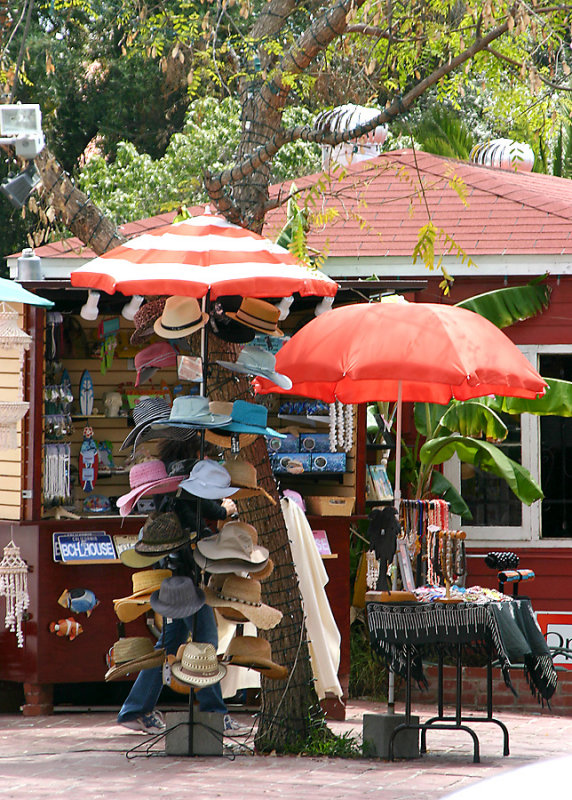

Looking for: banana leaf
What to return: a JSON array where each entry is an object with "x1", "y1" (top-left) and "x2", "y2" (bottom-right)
[
  {"x1": 414, "y1": 399, "x2": 508, "y2": 441},
  {"x1": 456, "y1": 277, "x2": 551, "y2": 329},
  {"x1": 419, "y1": 435, "x2": 543, "y2": 505},
  {"x1": 413, "y1": 402, "x2": 449, "y2": 438},
  {"x1": 490, "y1": 378, "x2": 572, "y2": 417},
  {"x1": 430, "y1": 470, "x2": 473, "y2": 520}
]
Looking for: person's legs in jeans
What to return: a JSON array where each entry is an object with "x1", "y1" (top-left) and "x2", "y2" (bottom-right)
[
  {"x1": 190, "y1": 605, "x2": 227, "y2": 714},
  {"x1": 117, "y1": 618, "x2": 187, "y2": 723}
]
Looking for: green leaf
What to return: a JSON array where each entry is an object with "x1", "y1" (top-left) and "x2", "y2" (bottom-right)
[
  {"x1": 419, "y1": 435, "x2": 543, "y2": 505},
  {"x1": 413, "y1": 402, "x2": 449, "y2": 438},
  {"x1": 495, "y1": 377, "x2": 572, "y2": 416},
  {"x1": 456, "y1": 278, "x2": 551, "y2": 329},
  {"x1": 438, "y1": 400, "x2": 508, "y2": 441},
  {"x1": 430, "y1": 471, "x2": 473, "y2": 520}
]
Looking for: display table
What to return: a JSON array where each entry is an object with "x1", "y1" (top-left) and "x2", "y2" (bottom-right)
[{"x1": 365, "y1": 597, "x2": 558, "y2": 762}]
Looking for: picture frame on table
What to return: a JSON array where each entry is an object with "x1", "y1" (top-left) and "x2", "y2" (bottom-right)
[{"x1": 397, "y1": 538, "x2": 416, "y2": 592}]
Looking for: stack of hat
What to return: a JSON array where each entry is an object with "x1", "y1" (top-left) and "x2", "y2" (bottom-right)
[
  {"x1": 105, "y1": 637, "x2": 165, "y2": 681},
  {"x1": 193, "y1": 520, "x2": 271, "y2": 577},
  {"x1": 113, "y1": 569, "x2": 172, "y2": 622}
]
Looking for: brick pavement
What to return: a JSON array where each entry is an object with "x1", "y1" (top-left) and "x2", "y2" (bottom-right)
[{"x1": 0, "y1": 700, "x2": 571, "y2": 799}]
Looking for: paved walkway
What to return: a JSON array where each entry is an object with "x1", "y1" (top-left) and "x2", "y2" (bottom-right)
[{"x1": 0, "y1": 700, "x2": 571, "y2": 798}]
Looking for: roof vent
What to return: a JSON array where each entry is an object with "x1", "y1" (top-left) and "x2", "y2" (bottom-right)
[
  {"x1": 470, "y1": 139, "x2": 534, "y2": 172},
  {"x1": 314, "y1": 104, "x2": 388, "y2": 170}
]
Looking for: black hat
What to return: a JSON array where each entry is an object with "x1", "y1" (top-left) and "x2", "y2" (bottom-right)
[{"x1": 209, "y1": 295, "x2": 256, "y2": 344}]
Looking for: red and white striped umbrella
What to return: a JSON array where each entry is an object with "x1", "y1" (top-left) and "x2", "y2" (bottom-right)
[{"x1": 70, "y1": 211, "x2": 338, "y2": 300}]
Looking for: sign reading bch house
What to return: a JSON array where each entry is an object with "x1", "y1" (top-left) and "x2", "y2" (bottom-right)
[{"x1": 53, "y1": 532, "x2": 117, "y2": 564}]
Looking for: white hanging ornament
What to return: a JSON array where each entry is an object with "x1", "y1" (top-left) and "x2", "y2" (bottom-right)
[
  {"x1": 0, "y1": 540, "x2": 30, "y2": 648},
  {"x1": 366, "y1": 550, "x2": 380, "y2": 590}
]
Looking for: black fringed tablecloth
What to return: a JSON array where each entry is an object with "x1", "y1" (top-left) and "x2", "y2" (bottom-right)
[{"x1": 366, "y1": 598, "x2": 557, "y2": 704}]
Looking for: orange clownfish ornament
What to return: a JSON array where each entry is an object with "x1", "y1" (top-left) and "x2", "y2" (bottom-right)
[{"x1": 49, "y1": 618, "x2": 84, "y2": 641}]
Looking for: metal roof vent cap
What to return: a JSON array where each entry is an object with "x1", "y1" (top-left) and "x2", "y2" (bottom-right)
[
  {"x1": 469, "y1": 138, "x2": 535, "y2": 172},
  {"x1": 314, "y1": 104, "x2": 388, "y2": 170}
]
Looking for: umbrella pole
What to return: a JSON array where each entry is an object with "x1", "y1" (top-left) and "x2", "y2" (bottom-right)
[{"x1": 388, "y1": 381, "x2": 402, "y2": 713}]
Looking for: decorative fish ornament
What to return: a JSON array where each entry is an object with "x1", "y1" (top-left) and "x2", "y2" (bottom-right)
[
  {"x1": 79, "y1": 426, "x2": 99, "y2": 492},
  {"x1": 58, "y1": 588, "x2": 99, "y2": 617},
  {"x1": 49, "y1": 618, "x2": 84, "y2": 641},
  {"x1": 79, "y1": 370, "x2": 94, "y2": 416}
]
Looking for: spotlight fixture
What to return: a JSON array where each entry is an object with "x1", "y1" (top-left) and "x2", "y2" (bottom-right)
[
  {"x1": 314, "y1": 296, "x2": 334, "y2": 316},
  {"x1": 0, "y1": 163, "x2": 41, "y2": 209},
  {"x1": 80, "y1": 290, "x2": 101, "y2": 321},
  {"x1": 275, "y1": 296, "x2": 294, "y2": 321},
  {"x1": 0, "y1": 104, "x2": 45, "y2": 158},
  {"x1": 121, "y1": 295, "x2": 144, "y2": 321}
]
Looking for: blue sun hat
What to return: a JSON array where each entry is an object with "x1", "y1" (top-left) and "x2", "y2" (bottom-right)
[
  {"x1": 216, "y1": 400, "x2": 286, "y2": 438},
  {"x1": 148, "y1": 395, "x2": 232, "y2": 433}
]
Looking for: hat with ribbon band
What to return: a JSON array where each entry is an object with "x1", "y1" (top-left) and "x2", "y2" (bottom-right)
[
  {"x1": 135, "y1": 342, "x2": 178, "y2": 386},
  {"x1": 147, "y1": 395, "x2": 232, "y2": 433},
  {"x1": 154, "y1": 296, "x2": 209, "y2": 340},
  {"x1": 105, "y1": 637, "x2": 165, "y2": 681},
  {"x1": 179, "y1": 460, "x2": 239, "y2": 500},
  {"x1": 150, "y1": 575, "x2": 205, "y2": 619},
  {"x1": 204, "y1": 575, "x2": 282, "y2": 630},
  {"x1": 226, "y1": 297, "x2": 283, "y2": 337},
  {"x1": 134, "y1": 512, "x2": 191, "y2": 555},
  {"x1": 170, "y1": 641, "x2": 227, "y2": 687},
  {"x1": 216, "y1": 345, "x2": 292, "y2": 390},
  {"x1": 222, "y1": 635, "x2": 288, "y2": 680},
  {"x1": 116, "y1": 459, "x2": 184, "y2": 517},
  {"x1": 209, "y1": 295, "x2": 257, "y2": 344}
]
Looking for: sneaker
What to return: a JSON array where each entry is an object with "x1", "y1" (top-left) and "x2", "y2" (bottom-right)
[
  {"x1": 121, "y1": 710, "x2": 166, "y2": 734},
  {"x1": 223, "y1": 714, "x2": 250, "y2": 737}
]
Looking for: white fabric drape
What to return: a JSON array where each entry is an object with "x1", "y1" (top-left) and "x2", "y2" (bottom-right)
[{"x1": 281, "y1": 497, "x2": 343, "y2": 700}]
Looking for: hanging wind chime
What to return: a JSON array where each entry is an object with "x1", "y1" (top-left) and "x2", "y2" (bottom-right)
[
  {"x1": 0, "y1": 303, "x2": 32, "y2": 450},
  {"x1": 0, "y1": 540, "x2": 30, "y2": 648},
  {"x1": 328, "y1": 400, "x2": 354, "y2": 452}
]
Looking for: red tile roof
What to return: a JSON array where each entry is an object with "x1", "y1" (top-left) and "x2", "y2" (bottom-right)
[{"x1": 26, "y1": 149, "x2": 572, "y2": 261}]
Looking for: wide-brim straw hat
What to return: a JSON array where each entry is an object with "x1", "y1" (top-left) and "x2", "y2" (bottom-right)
[
  {"x1": 222, "y1": 635, "x2": 288, "y2": 680},
  {"x1": 222, "y1": 459, "x2": 277, "y2": 506},
  {"x1": 195, "y1": 521, "x2": 268, "y2": 564},
  {"x1": 130, "y1": 298, "x2": 167, "y2": 345},
  {"x1": 203, "y1": 575, "x2": 282, "y2": 630},
  {"x1": 193, "y1": 550, "x2": 271, "y2": 576},
  {"x1": 154, "y1": 296, "x2": 209, "y2": 340},
  {"x1": 119, "y1": 546, "x2": 164, "y2": 569},
  {"x1": 105, "y1": 637, "x2": 165, "y2": 681},
  {"x1": 226, "y1": 297, "x2": 283, "y2": 337},
  {"x1": 134, "y1": 512, "x2": 190, "y2": 555},
  {"x1": 171, "y1": 641, "x2": 227, "y2": 687},
  {"x1": 113, "y1": 569, "x2": 172, "y2": 622},
  {"x1": 150, "y1": 575, "x2": 205, "y2": 619}
]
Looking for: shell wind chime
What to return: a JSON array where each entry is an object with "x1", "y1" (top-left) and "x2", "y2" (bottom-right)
[
  {"x1": 329, "y1": 400, "x2": 354, "y2": 452},
  {"x1": 0, "y1": 303, "x2": 32, "y2": 450},
  {"x1": 0, "y1": 540, "x2": 30, "y2": 647}
]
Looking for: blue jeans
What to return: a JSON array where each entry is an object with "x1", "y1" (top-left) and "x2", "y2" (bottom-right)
[{"x1": 117, "y1": 604, "x2": 227, "y2": 722}]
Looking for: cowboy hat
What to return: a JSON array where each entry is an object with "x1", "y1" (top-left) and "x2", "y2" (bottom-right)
[
  {"x1": 150, "y1": 575, "x2": 205, "y2": 619},
  {"x1": 179, "y1": 459, "x2": 239, "y2": 500},
  {"x1": 130, "y1": 297, "x2": 167, "y2": 345},
  {"x1": 209, "y1": 295, "x2": 257, "y2": 344},
  {"x1": 204, "y1": 575, "x2": 282, "y2": 630},
  {"x1": 147, "y1": 395, "x2": 232, "y2": 434},
  {"x1": 222, "y1": 460, "x2": 276, "y2": 505},
  {"x1": 216, "y1": 346, "x2": 292, "y2": 390},
  {"x1": 154, "y1": 296, "x2": 209, "y2": 340},
  {"x1": 204, "y1": 402, "x2": 258, "y2": 450},
  {"x1": 226, "y1": 297, "x2": 283, "y2": 337},
  {"x1": 170, "y1": 641, "x2": 227, "y2": 687},
  {"x1": 105, "y1": 637, "x2": 165, "y2": 681},
  {"x1": 222, "y1": 635, "x2": 288, "y2": 680},
  {"x1": 134, "y1": 512, "x2": 191, "y2": 555},
  {"x1": 135, "y1": 342, "x2": 177, "y2": 386},
  {"x1": 119, "y1": 396, "x2": 171, "y2": 452},
  {"x1": 116, "y1": 459, "x2": 184, "y2": 517},
  {"x1": 119, "y1": 546, "x2": 163, "y2": 569},
  {"x1": 214, "y1": 400, "x2": 286, "y2": 439}
]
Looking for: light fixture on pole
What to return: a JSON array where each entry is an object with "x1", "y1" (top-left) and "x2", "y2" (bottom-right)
[
  {"x1": 80, "y1": 291, "x2": 100, "y2": 321},
  {"x1": 314, "y1": 295, "x2": 334, "y2": 316},
  {"x1": 0, "y1": 104, "x2": 45, "y2": 158},
  {"x1": 121, "y1": 295, "x2": 144, "y2": 321},
  {"x1": 0, "y1": 163, "x2": 41, "y2": 209},
  {"x1": 275, "y1": 296, "x2": 294, "y2": 321}
]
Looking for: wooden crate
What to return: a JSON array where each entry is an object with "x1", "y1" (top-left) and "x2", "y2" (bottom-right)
[{"x1": 305, "y1": 495, "x2": 355, "y2": 516}]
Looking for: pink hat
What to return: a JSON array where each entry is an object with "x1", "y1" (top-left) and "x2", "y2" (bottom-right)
[
  {"x1": 116, "y1": 459, "x2": 185, "y2": 516},
  {"x1": 134, "y1": 342, "x2": 177, "y2": 386}
]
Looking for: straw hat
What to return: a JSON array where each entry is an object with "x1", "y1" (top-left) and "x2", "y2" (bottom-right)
[
  {"x1": 205, "y1": 402, "x2": 258, "y2": 450},
  {"x1": 113, "y1": 569, "x2": 172, "y2": 623},
  {"x1": 170, "y1": 641, "x2": 227, "y2": 687},
  {"x1": 105, "y1": 637, "x2": 165, "y2": 681},
  {"x1": 130, "y1": 298, "x2": 167, "y2": 345},
  {"x1": 226, "y1": 297, "x2": 283, "y2": 337},
  {"x1": 116, "y1": 459, "x2": 184, "y2": 517},
  {"x1": 222, "y1": 460, "x2": 277, "y2": 506},
  {"x1": 119, "y1": 546, "x2": 163, "y2": 569},
  {"x1": 204, "y1": 575, "x2": 282, "y2": 630},
  {"x1": 222, "y1": 635, "x2": 288, "y2": 680},
  {"x1": 150, "y1": 575, "x2": 205, "y2": 619},
  {"x1": 154, "y1": 296, "x2": 209, "y2": 340},
  {"x1": 134, "y1": 512, "x2": 190, "y2": 555},
  {"x1": 195, "y1": 521, "x2": 268, "y2": 567}
]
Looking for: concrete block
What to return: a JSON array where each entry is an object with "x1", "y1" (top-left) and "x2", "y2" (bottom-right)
[
  {"x1": 164, "y1": 711, "x2": 224, "y2": 757},
  {"x1": 363, "y1": 713, "x2": 420, "y2": 759}
]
